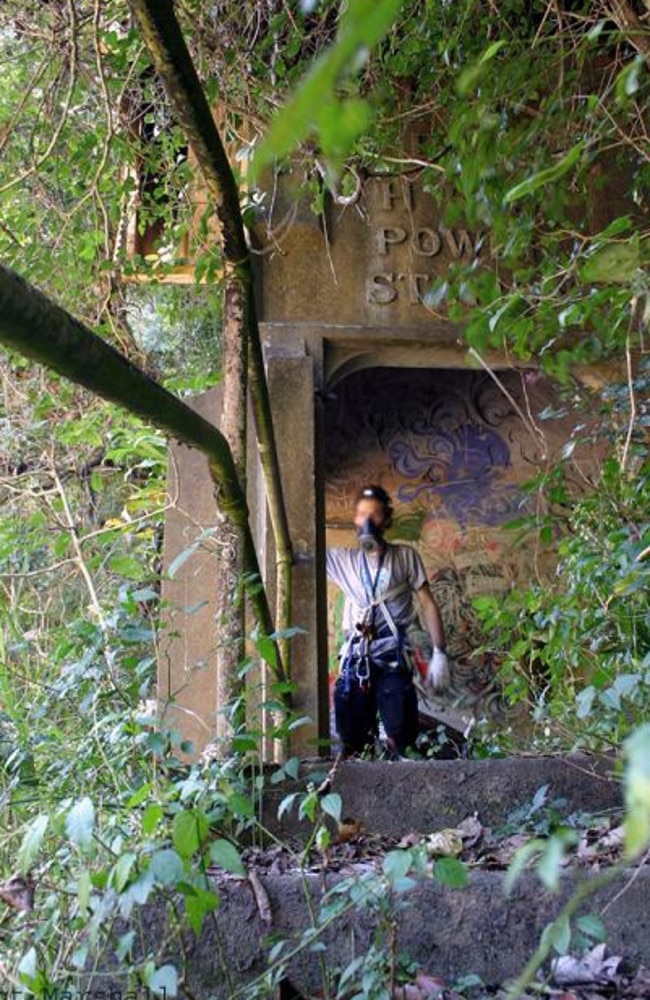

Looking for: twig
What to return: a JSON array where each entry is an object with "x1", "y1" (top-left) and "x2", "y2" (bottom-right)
[
  {"x1": 248, "y1": 868, "x2": 272, "y2": 924},
  {"x1": 599, "y1": 847, "x2": 650, "y2": 915},
  {"x1": 620, "y1": 331, "x2": 637, "y2": 475}
]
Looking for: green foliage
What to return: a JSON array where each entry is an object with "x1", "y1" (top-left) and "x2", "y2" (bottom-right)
[
  {"x1": 624, "y1": 723, "x2": 650, "y2": 857},
  {"x1": 0, "y1": 1, "x2": 649, "y2": 995},
  {"x1": 253, "y1": 0, "x2": 403, "y2": 180},
  {"x1": 473, "y1": 442, "x2": 650, "y2": 753}
]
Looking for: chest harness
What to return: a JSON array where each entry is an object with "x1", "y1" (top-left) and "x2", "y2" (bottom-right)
[{"x1": 339, "y1": 552, "x2": 410, "y2": 693}]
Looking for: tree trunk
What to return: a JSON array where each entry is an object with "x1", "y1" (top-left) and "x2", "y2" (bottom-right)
[
  {"x1": 214, "y1": 268, "x2": 248, "y2": 745},
  {"x1": 126, "y1": 0, "x2": 294, "y2": 683}
]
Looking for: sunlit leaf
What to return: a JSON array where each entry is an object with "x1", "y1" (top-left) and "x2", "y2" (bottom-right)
[
  {"x1": 503, "y1": 141, "x2": 585, "y2": 204},
  {"x1": 66, "y1": 797, "x2": 95, "y2": 849}
]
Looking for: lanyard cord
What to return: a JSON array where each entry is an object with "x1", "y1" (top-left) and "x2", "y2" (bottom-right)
[
  {"x1": 361, "y1": 550, "x2": 385, "y2": 621},
  {"x1": 361, "y1": 551, "x2": 384, "y2": 602}
]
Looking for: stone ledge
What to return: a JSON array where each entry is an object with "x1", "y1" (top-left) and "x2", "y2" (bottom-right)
[
  {"x1": 264, "y1": 754, "x2": 622, "y2": 839},
  {"x1": 93, "y1": 864, "x2": 649, "y2": 999}
]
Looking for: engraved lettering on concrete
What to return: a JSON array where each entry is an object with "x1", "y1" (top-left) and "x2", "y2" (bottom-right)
[
  {"x1": 376, "y1": 178, "x2": 414, "y2": 211},
  {"x1": 409, "y1": 273, "x2": 430, "y2": 304},
  {"x1": 367, "y1": 273, "x2": 398, "y2": 304},
  {"x1": 442, "y1": 227, "x2": 476, "y2": 258},
  {"x1": 376, "y1": 226, "x2": 407, "y2": 255},
  {"x1": 410, "y1": 227, "x2": 442, "y2": 257}
]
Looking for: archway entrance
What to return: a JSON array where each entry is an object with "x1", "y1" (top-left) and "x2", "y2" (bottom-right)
[{"x1": 322, "y1": 365, "x2": 568, "y2": 740}]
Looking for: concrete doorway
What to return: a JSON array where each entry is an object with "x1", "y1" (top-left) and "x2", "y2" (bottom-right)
[{"x1": 322, "y1": 365, "x2": 560, "y2": 733}]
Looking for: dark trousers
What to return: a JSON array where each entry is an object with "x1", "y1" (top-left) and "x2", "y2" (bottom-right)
[{"x1": 334, "y1": 663, "x2": 419, "y2": 755}]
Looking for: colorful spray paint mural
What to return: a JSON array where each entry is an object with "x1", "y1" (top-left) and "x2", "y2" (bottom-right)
[{"x1": 324, "y1": 367, "x2": 569, "y2": 726}]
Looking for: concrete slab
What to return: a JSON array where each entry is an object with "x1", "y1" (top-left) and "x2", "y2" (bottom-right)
[
  {"x1": 93, "y1": 863, "x2": 650, "y2": 999},
  {"x1": 263, "y1": 754, "x2": 622, "y2": 839}
]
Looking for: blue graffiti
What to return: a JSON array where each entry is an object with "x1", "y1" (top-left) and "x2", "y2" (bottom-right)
[{"x1": 390, "y1": 424, "x2": 520, "y2": 527}]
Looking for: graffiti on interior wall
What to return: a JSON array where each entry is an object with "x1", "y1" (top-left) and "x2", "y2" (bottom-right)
[
  {"x1": 324, "y1": 368, "x2": 546, "y2": 722},
  {"x1": 390, "y1": 423, "x2": 520, "y2": 527}
]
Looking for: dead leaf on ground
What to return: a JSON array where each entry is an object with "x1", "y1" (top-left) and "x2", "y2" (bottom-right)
[
  {"x1": 552, "y1": 944, "x2": 623, "y2": 987},
  {"x1": 0, "y1": 873, "x2": 35, "y2": 911},
  {"x1": 335, "y1": 818, "x2": 365, "y2": 844},
  {"x1": 392, "y1": 971, "x2": 451, "y2": 999},
  {"x1": 599, "y1": 825, "x2": 624, "y2": 852},
  {"x1": 397, "y1": 831, "x2": 423, "y2": 850},
  {"x1": 457, "y1": 814, "x2": 485, "y2": 847},
  {"x1": 425, "y1": 828, "x2": 464, "y2": 857},
  {"x1": 479, "y1": 832, "x2": 531, "y2": 867}
]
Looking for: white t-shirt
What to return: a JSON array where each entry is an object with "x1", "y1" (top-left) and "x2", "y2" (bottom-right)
[{"x1": 326, "y1": 543, "x2": 428, "y2": 633}]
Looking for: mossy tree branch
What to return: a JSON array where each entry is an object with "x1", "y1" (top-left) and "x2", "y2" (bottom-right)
[{"x1": 0, "y1": 262, "x2": 285, "y2": 685}]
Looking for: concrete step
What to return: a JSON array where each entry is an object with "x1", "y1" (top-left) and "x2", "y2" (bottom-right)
[
  {"x1": 95, "y1": 862, "x2": 650, "y2": 999},
  {"x1": 264, "y1": 754, "x2": 622, "y2": 839},
  {"x1": 92, "y1": 755, "x2": 631, "y2": 1000}
]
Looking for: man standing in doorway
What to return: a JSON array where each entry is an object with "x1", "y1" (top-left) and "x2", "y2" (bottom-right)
[{"x1": 327, "y1": 485, "x2": 449, "y2": 757}]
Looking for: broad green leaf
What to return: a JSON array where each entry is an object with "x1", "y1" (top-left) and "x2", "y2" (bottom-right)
[
  {"x1": 576, "y1": 913, "x2": 606, "y2": 942},
  {"x1": 151, "y1": 849, "x2": 185, "y2": 886},
  {"x1": 111, "y1": 852, "x2": 137, "y2": 893},
  {"x1": 615, "y1": 54, "x2": 645, "y2": 103},
  {"x1": 66, "y1": 797, "x2": 95, "y2": 849},
  {"x1": 320, "y1": 792, "x2": 343, "y2": 824},
  {"x1": 77, "y1": 869, "x2": 91, "y2": 916},
  {"x1": 299, "y1": 790, "x2": 319, "y2": 822},
  {"x1": 503, "y1": 141, "x2": 585, "y2": 204},
  {"x1": 578, "y1": 237, "x2": 640, "y2": 284},
  {"x1": 126, "y1": 783, "x2": 152, "y2": 808},
  {"x1": 149, "y1": 965, "x2": 178, "y2": 998},
  {"x1": 18, "y1": 947, "x2": 37, "y2": 983},
  {"x1": 208, "y1": 838, "x2": 246, "y2": 876},
  {"x1": 540, "y1": 914, "x2": 571, "y2": 956},
  {"x1": 116, "y1": 931, "x2": 136, "y2": 963},
  {"x1": 383, "y1": 849, "x2": 412, "y2": 883},
  {"x1": 142, "y1": 803, "x2": 163, "y2": 835},
  {"x1": 277, "y1": 792, "x2": 299, "y2": 820},
  {"x1": 228, "y1": 793, "x2": 255, "y2": 819},
  {"x1": 252, "y1": 0, "x2": 403, "y2": 178},
  {"x1": 316, "y1": 825, "x2": 331, "y2": 851},
  {"x1": 172, "y1": 809, "x2": 209, "y2": 858},
  {"x1": 433, "y1": 856, "x2": 469, "y2": 889},
  {"x1": 108, "y1": 554, "x2": 142, "y2": 579},
  {"x1": 254, "y1": 633, "x2": 278, "y2": 669},
  {"x1": 184, "y1": 887, "x2": 220, "y2": 935},
  {"x1": 17, "y1": 814, "x2": 49, "y2": 872},
  {"x1": 575, "y1": 686, "x2": 596, "y2": 719}
]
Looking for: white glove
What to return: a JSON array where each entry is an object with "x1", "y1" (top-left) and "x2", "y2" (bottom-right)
[{"x1": 427, "y1": 648, "x2": 450, "y2": 692}]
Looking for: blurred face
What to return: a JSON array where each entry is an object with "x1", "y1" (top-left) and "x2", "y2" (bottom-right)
[{"x1": 354, "y1": 497, "x2": 386, "y2": 531}]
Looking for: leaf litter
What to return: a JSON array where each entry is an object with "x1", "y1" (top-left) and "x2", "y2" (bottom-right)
[{"x1": 218, "y1": 805, "x2": 650, "y2": 1000}]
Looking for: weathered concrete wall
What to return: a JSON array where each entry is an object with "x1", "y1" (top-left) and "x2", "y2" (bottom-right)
[
  {"x1": 88, "y1": 756, "x2": 630, "y2": 997},
  {"x1": 257, "y1": 171, "x2": 485, "y2": 330},
  {"x1": 159, "y1": 388, "x2": 224, "y2": 755},
  {"x1": 158, "y1": 168, "x2": 604, "y2": 755},
  {"x1": 92, "y1": 866, "x2": 649, "y2": 998}
]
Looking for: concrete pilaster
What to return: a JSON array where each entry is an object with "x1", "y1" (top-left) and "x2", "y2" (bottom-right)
[{"x1": 266, "y1": 353, "x2": 329, "y2": 754}]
